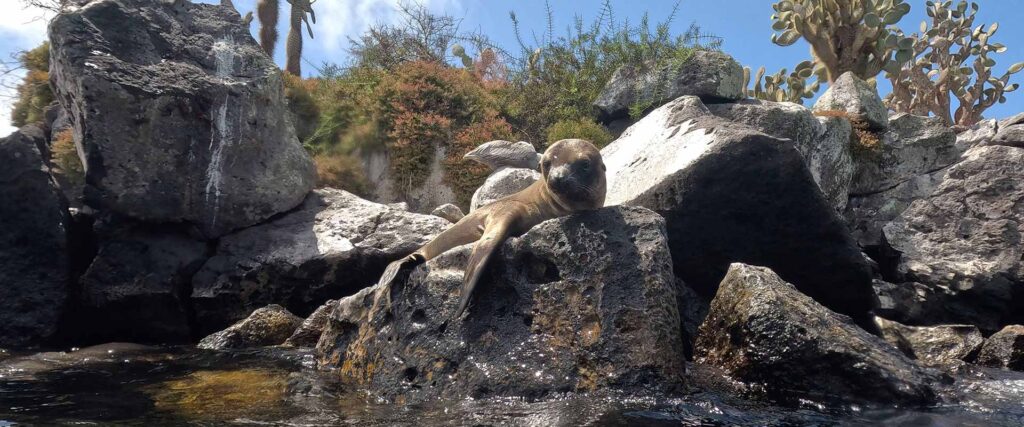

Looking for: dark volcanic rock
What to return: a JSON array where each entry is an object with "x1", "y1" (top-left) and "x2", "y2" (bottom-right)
[
  {"x1": 602, "y1": 96, "x2": 876, "y2": 325},
  {"x1": 49, "y1": 0, "x2": 315, "y2": 238},
  {"x1": 849, "y1": 113, "x2": 959, "y2": 196},
  {"x1": 883, "y1": 145, "x2": 1024, "y2": 331},
  {"x1": 75, "y1": 221, "x2": 208, "y2": 343},
  {"x1": 977, "y1": 325, "x2": 1024, "y2": 371},
  {"x1": 316, "y1": 207, "x2": 685, "y2": 401},
  {"x1": 284, "y1": 299, "x2": 336, "y2": 348},
  {"x1": 191, "y1": 189, "x2": 449, "y2": 336},
  {"x1": 0, "y1": 126, "x2": 71, "y2": 348},
  {"x1": 874, "y1": 317, "x2": 983, "y2": 367},
  {"x1": 707, "y1": 99, "x2": 854, "y2": 211},
  {"x1": 695, "y1": 264, "x2": 940, "y2": 405},
  {"x1": 593, "y1": 51, "x2": 744, "y2": 121},
  {"x1": 873, "y1": 279, "x2": 955, "y2": 326},
  {"x1": 198, "y1": 304, "x2": 302, "y2": 350}
]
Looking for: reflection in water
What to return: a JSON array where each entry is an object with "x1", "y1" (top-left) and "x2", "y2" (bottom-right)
[{"x1": 0, "y1": 344, "x2": 1021, "y2": 426}]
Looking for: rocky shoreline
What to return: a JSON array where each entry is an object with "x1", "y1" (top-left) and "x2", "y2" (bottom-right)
[{"x1": 1, "y1": 0, "x2": 1023, "y2": 416}]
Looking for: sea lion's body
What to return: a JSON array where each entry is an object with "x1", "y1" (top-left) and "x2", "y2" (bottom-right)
[{"x1": 377, "y1": 139, "x2": 607, "y2": 316}]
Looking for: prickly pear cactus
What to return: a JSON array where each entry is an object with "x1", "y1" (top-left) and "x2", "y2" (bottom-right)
[
  {"x1": 884, "y1": 1, "x2": 1022, "y2": 126},
  {"x1": 770, "y1": 0, "x2": 914, "y2": 84},
  {"x1": 743, "y1": 61, "x2": 823, "y2": 104}
]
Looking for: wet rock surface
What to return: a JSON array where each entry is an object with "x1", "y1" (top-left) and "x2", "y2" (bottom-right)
[
  {"x1": 883, "y1": 145, "x2": 1024, "y2": 331},
  {"x1": 594, "y1": 51, "x2": 744, "y2": 121},
  {"x1": 695, "y1": 264, "x2": 941, "y2": 405},
  {"x1": 49, "y1": 0, "x2": 315, "y2": 238},
  {"x1": 284, "y1": 300, "x2": 336, "y2": 348},
  {"x1": 198, "y1": 305, "x2": 302, "y2": 350},
  {"x1": 874, "y1": 317, "x2": 983, "y2": 367},
  {"x1": 469, "y1": 167, "x2": 540, "y2": 211},
  {"x1": 0, "y1": 126, "x2": 71, "y2": 348},
  {"x1": 602, "y1": 96, "x2": 875, "y2": 324},
  {"x1": 191, "y1": 189, "x2": 449, "y2": 335},
  {"x1": 316, "y1": 206, "x2": 685, "y2": 401},
  {"x1": 813, "y1": 71, "x2": 888, "y2": 130},
  {"x1": 977, "y1": 325, "x2": 1024, "y2": 371}
]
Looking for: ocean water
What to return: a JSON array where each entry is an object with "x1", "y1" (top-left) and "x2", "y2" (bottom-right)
[{"x1": 0, "y1": 344, "x2": 1021, "y2": 426}]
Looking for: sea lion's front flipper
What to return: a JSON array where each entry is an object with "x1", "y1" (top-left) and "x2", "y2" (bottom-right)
[
  {"x1": 376, "y1": 212, "x2": 486, "y2": 310},
  {"x1": 455, "y1": 218, "x2": 511, "y2": 318}
]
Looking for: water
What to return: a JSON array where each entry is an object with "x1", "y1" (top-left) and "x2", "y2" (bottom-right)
[{"x1": 0, "y1": 344, "x2": 1022, "y2": 426}]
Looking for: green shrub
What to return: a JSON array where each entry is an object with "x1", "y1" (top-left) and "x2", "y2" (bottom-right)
[
  {"x1": 50, "y1": 128, "x2": 85, "y2": 187},
  {"x1": 11, "y1": 43, "x2": 53, "y2": 128},
  {"x1": 313, "y1": 151, "x2": 369, "y2": 196},
  {"x1": 504, "y1": 1, "x2": 719, "y2": 145},
  {"x1": 282, "y1": 72, "x2": 320, "y2": 143},
  {"x1": 545, "y1": 118, "x2": 614, "y2": 149}
]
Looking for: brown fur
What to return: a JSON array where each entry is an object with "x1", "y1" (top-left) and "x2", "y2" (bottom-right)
[{"x1": 376, "y1": 139, "x2": 607, "y2": 317}]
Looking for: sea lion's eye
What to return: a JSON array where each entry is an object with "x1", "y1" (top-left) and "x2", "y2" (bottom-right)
[{"x1": 578, "y1": 159, "x2": 591, "y2": 172}]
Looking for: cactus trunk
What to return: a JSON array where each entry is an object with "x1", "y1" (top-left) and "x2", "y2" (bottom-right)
[
  {"x1": 257, "y1": 0, "x2": 279, "y2": 58},
  {"x1": 286, "y1": 2, "x2": 303, "y2": 76}
]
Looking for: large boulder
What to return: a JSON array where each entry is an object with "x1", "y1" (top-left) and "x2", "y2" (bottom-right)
[
  {"x1": 695, "y1": 264, "x2": 940, "y2": 405},
  {"x1": 0, "y1": 126, "x2": 71, "y2": 348},
  {"x1": 813, "y1": 71, "x2": 888, "y2": 130},
  {"x1": 602, "y1": 96, "x2": 875, "y2": 324},
  {"x1": 707, "y1": 99, "x2": 854, "y2": 211},
  {"x1": 316, "y1": 207, "x2": 685, "y2": 401},
  {"x1": 469, "y1": 167, "x2": 539, "y2": 212},
  {"x1": 844, "y1": 113, "x2": 960, "y2": 249},
  {"x1": 849, "y1": 113, "x2": 959, "y2": 196},
  {"x1": 191, "y1": 189, "x2": 450, "y2": 335},
  {"x1": 883, "y1": 145, "x2": 1024, "y2": 331},
  {"x1": 977, "y1": 325, "x2": 1024, "y2": 371},
  {"x1": 48, "y1": 0, "x2": 315, "y2": 238},
  {"x1": 873, "y1": 279, "x2": 955, "y2": 326},
  {"x1": 593, "y1": 51, "x2": 744, "y2": 121},
  {"x1": 992, "y1": 123, "x2": 1024, "y2": 148},
  {"x1": 198, "y1": 304, "x2": 302, "y2": 350},
  {"x1": 74, "y1": 221, "x2": 208, "y2": 343},
  {"x1": 874, "y1": 317, "x2": 983, "y2": 367}
]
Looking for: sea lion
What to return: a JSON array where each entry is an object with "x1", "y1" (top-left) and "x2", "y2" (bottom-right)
[{"x1": 377, "y1": 138, "x2": 607, "y2": 317}]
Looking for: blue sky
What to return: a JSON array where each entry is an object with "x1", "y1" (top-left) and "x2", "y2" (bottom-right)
[{"x1": 2, "y1": 0, "x2": 1023, "y2": 135}]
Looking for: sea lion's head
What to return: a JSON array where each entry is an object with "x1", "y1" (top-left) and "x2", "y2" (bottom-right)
[{"x1": 540, "y1": 139, "x2": 607, "y2": 211}]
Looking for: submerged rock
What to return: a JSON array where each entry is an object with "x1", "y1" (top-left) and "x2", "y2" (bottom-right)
[
  {"x1": 977, "y1": 325, "x2": 1024, "y2": 371},
  {"x1": 198, "y1": 305, "x2": 302, "y2": 350},
  {"x1": 602, "y1": 96, "x2": 875, "y2": 325},
  {"x1": 284, "y1": 300, "x2": 336, "y2": 348},
  {"x1": 317, "y1": 206, "x2": 685, "y2": 401},
  {"x1": 883, "y1": 145, "x2": 1024, "y2": 331},
  {"x1": 813, "y1": 71, "x2": 888, "y2": 130},
  {"x1": 469, "y1": 167, "x2": 540, "y2": 212},
  {"x1": 191, "y1": 189, "x2": 449, "y2": 336},
  {"x1": 874, "y1": 317, "x2": 983, "y2": 367},
  {"x1": 76, "y1": 221, "x2": 208, "y2": 343},
  {"x1": 0, "y1": 126, "x2": 71, "y2": 348},
  {"x1": 695, "y1": 264, "x2": 940, "y2": 405},
  {"x1": 49, "y1": 0, "x2": 315, "y2": 238},
  {"x1": 593, "y1": 51, "x2": 744, "y2": 121}
]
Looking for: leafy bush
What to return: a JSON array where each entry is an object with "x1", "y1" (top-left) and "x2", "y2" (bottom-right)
[
  {"x1": 545, "y1": 118, "x2": 614, "y2": 148},
  {"x1": 313, "y1": 152, "x2": 369, "y2": 196},
  {"x1": 282, "y1": 72, "x2": 320, "y2": 143},
  {"x1": 884, "y1": 1, "x2": 1022, "y2": 126},
  {"x1": 376, "y1": 61, "x2": 509, "y2": 205},
  {"x1": 10, "y1": 43, "x2": 53, "y2": 128},
  {"x1": 50, "y1": 129, "x2": 85, "y2": 187},
  {"x1": 505, "y1": 1, "x2": 719, "y2": 145}
]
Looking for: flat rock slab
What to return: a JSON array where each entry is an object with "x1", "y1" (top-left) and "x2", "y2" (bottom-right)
[{"x1": 191, "y1": 189, "x2": 449, "y2": 336}]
